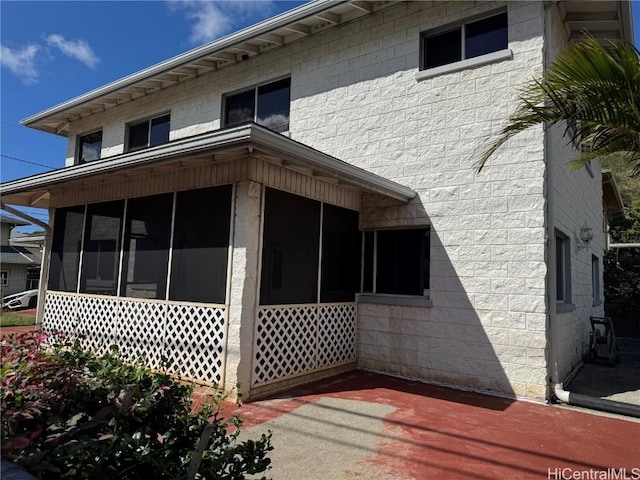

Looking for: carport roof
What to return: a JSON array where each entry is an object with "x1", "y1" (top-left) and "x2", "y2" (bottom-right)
[{"x1": 0, "y1": 123, "x2": 416, "y2": 209}]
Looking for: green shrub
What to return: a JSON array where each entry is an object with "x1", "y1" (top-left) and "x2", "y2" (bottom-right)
[{"x1": 0, "y1": 332, "x2": 272, "y2": 479}]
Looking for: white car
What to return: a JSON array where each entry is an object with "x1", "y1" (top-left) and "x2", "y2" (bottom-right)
[{"x1": 2, "y1": 289, "x2": 38, "y2": 310}]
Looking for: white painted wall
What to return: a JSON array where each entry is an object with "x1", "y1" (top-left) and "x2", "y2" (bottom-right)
[
  {"x1": 546, "y1": 4, "x2": 606, "y2": 384},
  {"x1": 59, "y1": 1, "x2": 580, "y2": 400}
]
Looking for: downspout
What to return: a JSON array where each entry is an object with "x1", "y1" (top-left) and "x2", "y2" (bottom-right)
[
  {"x1": 554, "y1": 384, "x2": 640, "y2": 418},
  {"x1": 543, "y1": 1, "x2": 561, "y2": 395}
]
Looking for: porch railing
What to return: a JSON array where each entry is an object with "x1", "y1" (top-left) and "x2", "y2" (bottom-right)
[
  {"x1": 41, "y1": 291, "x2": 227, "y2": 386},
  {"x1": 252, "y1": 302, "x2": 356, "y2": 386}
]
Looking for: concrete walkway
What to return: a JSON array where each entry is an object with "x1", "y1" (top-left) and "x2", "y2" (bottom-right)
[
  {"x1": 225, "y1": 371, "x2": 639, "y2": 480},
  {"x1": 567, "y1": 337, "x2": 640, "y2": 405}
]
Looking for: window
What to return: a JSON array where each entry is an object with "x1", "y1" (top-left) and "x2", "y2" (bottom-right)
[
  {"x1": 49, "y1": 205, "x2": 85, "y2": 292},
  {"x1": 120, "y1": 194, "x2": 173, "y2": 300},
  {"x1": 362, "y1": 228, "x2": 430, "y2": 296},
  {"x1": 224, "y1": 78, "x2": 291, "y2": 133},
  {"x1": 421, "y1": 11, "x2": 507, "y2": 70},
  {"x1": 592, "y1": 255, "x2": 601, "y2": 306},
  {"x1": 78, "y1": 130, "x2": 102, "y2": 163},
  {"x1": 170, "y1": 185, "x2": 232, "y2": 304},
  {"x1": 555, "y1": 231, "x2": 571, "y2": 304},
  {"x1": 80, "y1": 200, "x2": 125, "y2": 296},
  {"x1": 1, "y1": 271, "x2": 7, "y2": 287},
  {"x1": 320, "y1": 204, "x2": 361, "y2": 303},
  {"x1": 260, "y1": 188, "x2": 361, "y2": 305},
  {"x1": 127, "y1": 113, "x2": 170, "y2": 151},
  {"x1": 260, "y1": 188, "x2": 320, "y2": 305}
]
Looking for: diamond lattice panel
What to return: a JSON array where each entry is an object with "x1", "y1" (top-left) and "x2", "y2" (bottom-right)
[
  {"x1": 164, "y1": 304, "x2": 226, "y2": 385},
  {"x1": 76, "y1": 296, "x2": 119, "y2": 356},
  {"x1": 253, "y1": 306, "x2": 318, "y2": 386},
  {"x1": 317, "y1": 303, "x2": 356, "y2": 368},
  {"x1": 42, "y1": 292, "x2": 78, "y2": 336},
  {"x1": 117, "y1": 299, "x2": 167, "y2": 369}
]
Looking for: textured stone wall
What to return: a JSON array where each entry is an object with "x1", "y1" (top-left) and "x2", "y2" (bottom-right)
[{"x1": 61, "y1": 1, "x2": 560, "y2": 400}]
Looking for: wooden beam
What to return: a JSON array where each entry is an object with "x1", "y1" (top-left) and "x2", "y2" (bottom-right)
[
  {"x1": 257, "y1": 33, "x2": 284, "y2": 45},
  {"x1": 207, "y1": 52, "x2": 236, "y2": 62},
  {"x1": 230, "y1": 43, "x2": 260, "y2": 54},
  {"x1": 350, "y1": 1, "x2": 372, "y2": 13},
  {"x1": 285, "y1": 23, "x2": 311, "y2": 35},
  {"x1": 315, "y1": 11, "x2": 339, "y2": 24}
]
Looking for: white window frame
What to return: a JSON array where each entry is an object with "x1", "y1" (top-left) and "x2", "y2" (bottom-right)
[
  {"x1": 126, "y1": 112, "x2": 171, "y2": 152},
  {"x1": 555, "y1": 230, "x2": 574, "y2": 312},
  {"x1": 358, "y1": 228, "x2": 432, "y2": 308},
  {"x1": 222, "y1": 77, "x2": 291, "y2": 133},
  {"x1": 77, "y1": 129, "x2": 103, "y2": 164},
  {"x1": 416, "y1": 9, "x2": 512, "y2": 81},
  {"x1": 592, "y1": 255, "x2": 601, "y2": 306},
  {"x1": 0, "y1": 270, "x2": 8, "y2": 287}
]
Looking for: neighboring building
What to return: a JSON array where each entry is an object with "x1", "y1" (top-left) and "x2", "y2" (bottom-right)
[
  {"x1": 0, "y1": 215, "x2": 41, "y2": 297},
  {"x1": 0, "y1": 1, "x2": 632, "y2": 401}
]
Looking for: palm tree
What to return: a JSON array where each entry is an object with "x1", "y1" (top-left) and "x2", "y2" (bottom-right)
[{"x1": 475, "y1": 36, "x2": 640, "y2": 175}]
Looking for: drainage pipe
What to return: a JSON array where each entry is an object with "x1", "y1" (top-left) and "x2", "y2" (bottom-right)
[{"x1": 554, "y1": 384, "x2": 640, "y2": 418}]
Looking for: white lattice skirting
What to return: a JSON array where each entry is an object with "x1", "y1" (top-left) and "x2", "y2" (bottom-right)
[
  {"x1": 253, "y1": 303, "x2": 356, "y2": 386},
  {"x1": 42, "y1": 291, "x2": 226, "y2": 386}
]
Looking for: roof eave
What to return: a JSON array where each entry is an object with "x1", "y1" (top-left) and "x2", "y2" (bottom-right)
[
  {"x1": 1, "y1": 124, "x2": 416, "y2": 207},
  {"x1": 20, "y1": 0, "x2": 350, "y2": 132}
]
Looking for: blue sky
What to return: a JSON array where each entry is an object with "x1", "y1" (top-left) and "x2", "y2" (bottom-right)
[
  {"x1": 0, "y1": 0, "x2": 305, "y2": 230},
  {"x1": 1, "y1": 1, "x2": 639, "y2": 231}
]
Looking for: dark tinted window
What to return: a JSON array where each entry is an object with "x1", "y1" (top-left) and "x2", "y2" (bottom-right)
[
  {"x1": 80, "y1": 201, "x2": 124, "y2": 296},
  {"x1": 48, "y1": 206, "x2": 85, "y2": 292},
  {"x1": 422, "y1": 11, "x2": 507, "y2": 70},
  {"x1": 362, "y1": 231, "x2": 374, "y2": 293},
  {"x1": 79, "y1": 131, "x2": 102, "y2": 163},
  {"x1": 556, "y1": 235, "x2": 565, "y2": 302},
  {"x1": 225, "y1": 90, "x2": 255, "y2": 127},
  {"x1": 170, "y1": 185, "x2": 232, "y2": 304},
  {"x1": 120, "y1": 194, "x2": 173, "y2": 300},
  {"x1": 465, "y1": 12, "x2": 507, "y2": 59},
  {"x1": 320, "y1": 204, "x2": 360, "y2": 302},
  {"x1": 257, "y1": 78, "x2": 291, "y2": 133},
  {"x1": 149, "y1": 114, "x2": 170, "y2": 146},
  {"x1": 128, "y1": 121, "x2": 149, "y2": 151},
  {"x1": 376, "y1": 229, "x2": 430, "y2": 296},
  {"x1": 425, "y1": 29, "x2": 461, "y2": 69},
  {"x1": 128, "y1": 114, "x2": 170, "y2": 151},
  {"x1": 260, "y1": 188, "x2": 320, "y2": 305}
]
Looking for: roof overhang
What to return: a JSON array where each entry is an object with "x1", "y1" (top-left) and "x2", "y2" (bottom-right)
[
  {"x1": 21, "y1": 0, "x2": 396, "y2": 136},
  {"x1": 560, "y1": 0, "x2": 634, "y2": 45},
  {"x1": 0, "y1": 124, "x2": 416, "y2": 209},
  {"x1": 602, "y1": 170, "x2": 625, "y2": 217}
]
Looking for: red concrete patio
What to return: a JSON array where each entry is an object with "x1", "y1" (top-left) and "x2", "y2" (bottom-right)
[{"x1": 216, "y1": 370, "x2": 640, "y2": 480}]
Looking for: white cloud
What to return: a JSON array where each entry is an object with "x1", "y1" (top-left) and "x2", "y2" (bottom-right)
[
  {"x1": 168, "y1": 1, "x2": 275, "y2": 44},
  {"x1": 45, "y1": 34, "x2": 99, "y2": 69},
  {"x1": 0, "y1": 44, "x2": 40, "y2": 84}
]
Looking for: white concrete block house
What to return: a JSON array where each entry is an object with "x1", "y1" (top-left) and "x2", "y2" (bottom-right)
[{"x1": 0, "y1": 0, "x2": 632, "y2": 402}]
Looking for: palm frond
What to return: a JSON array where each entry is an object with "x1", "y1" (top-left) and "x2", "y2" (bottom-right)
[{"x1": 475, "y1": 36, "x2": 640, "y2": 174}]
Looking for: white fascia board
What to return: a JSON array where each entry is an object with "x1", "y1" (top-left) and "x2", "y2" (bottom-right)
[
  {"x1": 1, "y1": 124, "x2": 416, "y2": 203},
  {"x1": 21, "y1": 0, "x2": 348, "y2": 128}
]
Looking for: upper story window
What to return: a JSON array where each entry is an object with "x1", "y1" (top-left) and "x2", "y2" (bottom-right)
[
  {"x1": 421, "y1": 11, "x2": 508, "y2": 71},
  {"x1": 224, "y1": 77, "x2": 291, "y2": 133},
  {"x1": 78, "y1": 130, "x2": 102, "y2": 163},
  {"x1": 127, "y1": 113, "x2": 170, "y2": 152}
]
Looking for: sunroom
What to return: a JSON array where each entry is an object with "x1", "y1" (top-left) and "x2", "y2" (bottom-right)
[{"x1": 1, "y1": 124, "x2": 417, "y2": 399}]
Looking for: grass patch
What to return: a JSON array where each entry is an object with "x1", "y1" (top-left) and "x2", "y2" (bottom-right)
[{"x1": 0, "y1": 312, "x2": 36, "y2": 327}]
